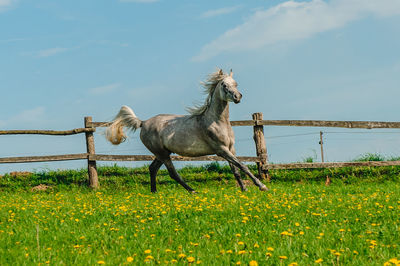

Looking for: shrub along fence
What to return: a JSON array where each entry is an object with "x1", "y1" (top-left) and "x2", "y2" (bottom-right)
[{"x1": 1, "y1": 113, "x2": 400, "y2": 188}]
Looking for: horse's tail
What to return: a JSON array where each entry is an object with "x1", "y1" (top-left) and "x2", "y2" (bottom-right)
[{"x1": 105, "y1": 105, "x2": 142, "y2": 145}]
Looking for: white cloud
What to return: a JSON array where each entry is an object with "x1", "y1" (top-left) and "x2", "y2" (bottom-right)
[
  {"x1": 193, "y1": 0, "x2": 400, "y2": 61},
  {"x1": 119, "y1": 0, "x2": 158, "y2": 3},
  {"x1": 36, "y1": 47, "x2": 69, "y2": 58},
  {"x1": 0, "y1": 0, "x2": 15, "y2": 12},
  {"x1": 0, "y1": 107, "x2": 46, "y2": 127},
  {"x1": 89, "y1": 83, "x2": 121, "y2": 95},
  {"x1": 200, "y1": 5, "x2": 241, "y2": 18}
]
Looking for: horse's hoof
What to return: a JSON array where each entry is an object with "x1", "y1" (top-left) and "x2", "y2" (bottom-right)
[{"x1": 259, "y1": 185, "x2": 269, "y2": 191}]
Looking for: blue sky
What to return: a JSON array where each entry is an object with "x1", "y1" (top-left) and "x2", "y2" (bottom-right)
[{"x1": 1, "y1": 0, "x2": 400, "y2": 173}]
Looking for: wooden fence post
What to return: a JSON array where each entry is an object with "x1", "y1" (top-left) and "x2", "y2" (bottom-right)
[
  {"x1": 84, "y1": 117, "x2": 99, "y2": 189},
  {"x1": 252, "y1": 112, "x2": 270, "y2": 181}
]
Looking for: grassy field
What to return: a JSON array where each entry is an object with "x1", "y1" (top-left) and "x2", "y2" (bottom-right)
[{"x1": 1, "y1": 163, "x2": 400, "y2": 265}]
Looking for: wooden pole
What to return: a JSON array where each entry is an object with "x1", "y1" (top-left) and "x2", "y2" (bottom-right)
[
  {"x1": 319, "y1": 131, "x2": 324, "y2": 163},
  {"x1": 84, "y1": 117, "x2": 99, "y2": 189},
  {"x1": 252, "y1": 112, "x2": 270, "y2": 181}
]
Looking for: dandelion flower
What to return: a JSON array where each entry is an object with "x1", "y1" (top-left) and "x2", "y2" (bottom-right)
[
  {"x1": 144, "y1": 249, "x2": 151, "y2": 254},
  {"x1": 249, "y1": 260, "x2": 258, "y2": 266},
  {"x1": 279, "y1": 256, "x2": 287, "y2": 260},
  {"x1": 97, "y1": 261, "x2": 105, "y2": 264},
  {"x1": 187, "y1": 257, "x2": 195, "y2": 263},
  {"x1": 127, "y1": 257, "x2": 134, "y2": 262},
  {"x1": 315, "y1": 258, "x2": 323, "y2": 263}
]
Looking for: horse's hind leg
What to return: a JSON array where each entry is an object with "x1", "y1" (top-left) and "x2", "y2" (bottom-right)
[
  {"x1": 149, "y1": 158, "x2": 163, "y2": 193},
  {"x1": 163, "y1": 158, "x2": 196, "y2": 193},
  {"x1": 230, "y1": 163, "x2": 247, "y2": 192}
]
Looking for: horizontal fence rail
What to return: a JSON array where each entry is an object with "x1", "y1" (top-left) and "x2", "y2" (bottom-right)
[
  {"x1": 90, "y1": 154, "x2": 261, "y2": 163},
  {"x1": 0, "y1": 153, "x2": 88, "y2": 164},
  {"x1": 264, "y1": 161, "x2": 400, "y2": 170},
  {"x1": 1, "y1": 113, "x2": 400, "y2": 188},
  {"x1": 231, "y1": 120, "x2": 400, "y2": 129},
  {"x1": 94, "y1": 120, "x2": 400, "y2": 129},
  {"x1": 0, "y1": 128, "x2": 95, "y2": 135}
]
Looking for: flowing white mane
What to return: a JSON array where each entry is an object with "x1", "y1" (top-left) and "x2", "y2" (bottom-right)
[{"x1": 186, "y1": 69, "x2": 227, "y2": 115}]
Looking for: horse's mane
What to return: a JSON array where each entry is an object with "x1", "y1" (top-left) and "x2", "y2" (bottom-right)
[{"x1": 187, "y1": 69, "x2": 226, "y2": 115}]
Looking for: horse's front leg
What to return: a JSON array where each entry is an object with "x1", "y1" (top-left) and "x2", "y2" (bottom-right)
[
  {"x1": 218, "y1": 148, "x2": 268, "y2": 191},
  {"x1": 229, "y1": 163, "x2": 247, "y2": 192},
  {"x1": 228, "y1": 147, "x2": 247, "y2": 191}
]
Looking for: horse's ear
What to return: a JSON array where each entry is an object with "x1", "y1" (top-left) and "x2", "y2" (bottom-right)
[
  {"x1": 218, "y1": 69, "x2": 223, "y2": 76},
  {"x1": 230, "y1": 69, "x2": 233, "y2": 77}
]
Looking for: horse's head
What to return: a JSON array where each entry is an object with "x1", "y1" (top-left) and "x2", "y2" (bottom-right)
[{"x1": 218, "y1": 69, "x2": 242, "y2": 104}]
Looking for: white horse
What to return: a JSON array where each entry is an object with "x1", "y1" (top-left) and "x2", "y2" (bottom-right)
[{"x1": 106, "y1": 69, "x2": 268, "y2": 193}]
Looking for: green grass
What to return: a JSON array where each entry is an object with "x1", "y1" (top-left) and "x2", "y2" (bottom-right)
[{"x1": 1, "y1": 163, "x2": 400, "y2": 265}]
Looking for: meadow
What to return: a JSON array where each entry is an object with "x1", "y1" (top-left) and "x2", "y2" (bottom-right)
[{"x1": 1, "y1": 163, "x2": 400, "y2": 265}]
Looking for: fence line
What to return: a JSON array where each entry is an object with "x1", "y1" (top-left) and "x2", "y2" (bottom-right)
[
  {"x1": 1, "y1": 113, "x2": 400, "y2": 188},
  {"x1": 0, "y1": 128, "x2": 95, "y2": 136}
]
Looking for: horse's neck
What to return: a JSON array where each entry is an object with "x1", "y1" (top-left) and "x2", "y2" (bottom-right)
[{"x1": 203, "y1": 93, "x2": 230, "y2": 124}]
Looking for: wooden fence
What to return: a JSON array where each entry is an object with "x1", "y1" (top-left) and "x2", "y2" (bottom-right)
[{"x1": 1, "y1": 112, "x2": 400, "y2": 188}]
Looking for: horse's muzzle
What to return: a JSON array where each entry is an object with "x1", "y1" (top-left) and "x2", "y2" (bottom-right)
[{"x1": 233, "y1": 92, "x2": 242, "y2": 104}]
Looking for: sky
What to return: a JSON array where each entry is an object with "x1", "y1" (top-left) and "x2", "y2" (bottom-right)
[{"x1": 1, "y1": 0, "x2": 400, "y2": 173}]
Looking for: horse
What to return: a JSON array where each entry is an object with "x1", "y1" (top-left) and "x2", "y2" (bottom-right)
[{"x1": 105, "y1": 69, "x2": 268, "y2": 193}]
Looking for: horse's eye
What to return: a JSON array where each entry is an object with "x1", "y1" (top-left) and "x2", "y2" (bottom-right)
[{"x1": 222, "y1": 83, "x2": 227, "y2": 88}]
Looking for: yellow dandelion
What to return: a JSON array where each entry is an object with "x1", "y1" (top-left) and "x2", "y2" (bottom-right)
[
  {"x1": 238, "y1": 241, "x2": 244, "y2": 245},
  {"x1": 249, "y1": 260, "x2": 258, "y2": 266},
  {"x1": 315, "y1": 258, "x2": 323, "y2": 263},
  {"x1": 144, "y1": 249, "x2": 151, "y2": 254},
  {"x1": 97, "y1": 261, "x2": 105, "y2": 264},
  {"x1": 145, "y1": 255, "x2": 154, "y2": 260},
  {"x1": 279, "y1": 256, "x2": 287, "y2": 260},
  {"x1": 267, "y1": 247, "x2": 274, "y2": 251},
  {"x1": 254, "y1": 243, "x2": 260, "y2": 248},
  {"x1": 238, "y1": 250, "x2": 246, "y2": 255},
  {"x1": 127, "y1": 257, "x2": 134, "y2": 263},
  {"x1": 226, "y1": 250, "x2": 233, "y2": 254},
  {"x1": 388, "y1": 258, "x2": 400, "y2": 264},
  {"x1": 178, "y1": 253, "x2": 186, "y2": 258},
  {"x1": 288, "y1": 263, "x2": 298, "y2": 266},
  {"x1": 187, "y1": 257, "x2": 195, "y2": 263}
]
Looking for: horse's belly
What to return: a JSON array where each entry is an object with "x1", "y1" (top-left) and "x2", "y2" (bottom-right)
[{"x1": 165, "y1": 137, "x2": 214, "y2": 157}]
